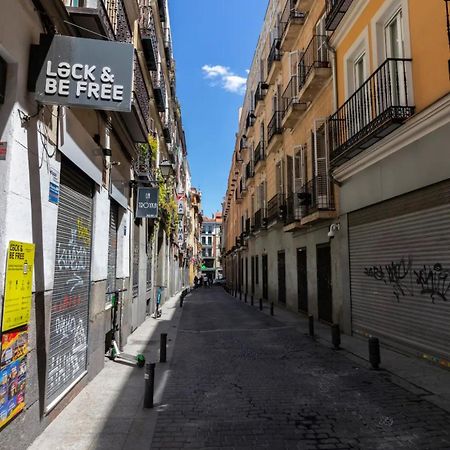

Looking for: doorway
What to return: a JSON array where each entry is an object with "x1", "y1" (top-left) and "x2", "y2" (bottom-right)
[
  {"x1": 317, "y1": 243, "x2": 332, "y2": 323},
  {"x1": 277, "y1": 251, "x2": 286, "y2": 304},
  {"x1": 297, "y1": 247, "x2": 308, "y2": 313},
  {"x1": 262, "y1": 254, "x2": 268, "y2": 300}
]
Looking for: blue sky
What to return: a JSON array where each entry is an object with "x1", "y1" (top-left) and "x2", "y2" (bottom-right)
[{"x1": 169, "y1": 0, "x2": 267, "y2": 217}]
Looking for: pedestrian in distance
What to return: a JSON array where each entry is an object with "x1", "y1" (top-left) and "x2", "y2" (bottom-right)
[{"x1": 194, "y1": 275, "x2": 198, "y2": 288}]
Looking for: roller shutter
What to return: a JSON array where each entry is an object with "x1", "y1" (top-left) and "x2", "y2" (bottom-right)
[
  {"x1": 106, "y1": 201, "x2": 119, "y2": 303},
  {"x1": 349, "y1": 181, "x2": 450, "y2": 361},
  {"x1": 47, "y1": 158, "x2": 93, "y2": 408}
]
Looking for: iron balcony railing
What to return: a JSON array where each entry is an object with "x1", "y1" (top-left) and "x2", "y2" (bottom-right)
[
  {"x1": 254, "y1": 208, "x2": 266, "y2": 230},
  {"x1": 151, "y1": 63, "x2": 166, "y2": 112},
  {"x1": 139, "y1": 4, "x2": 158, "y2": 71},
  {"x1": 280, "y1": 0, "x2": 306, "y2": 38},
  {"x1": 325, "y1": 0, "x2": 353, "y2": 31},
  {"x1": 329, "y1": 58, "x2": 414, "y2": 167},
  {"x1": 255, "y1": 81, "x2": 269, "y2": 105},
  {"x1": 246, "y1": 110, "x2": 256, "y2": 129},
  {"x1": 267, "y1": 38, "x2": 282, "y2": 75},
  {"x1": 298, "y1": 175, "x2": 335, "y2": 215},
  {"x1": 133, "y1": 52, "x2": 150, "y2": 128},
  {"x1": 245, "y1": 218, "x2": 251, "y2": 235},
  {"x1": 298, "y1": 35, "x2": 331, "y2": 90},
  {"x1": 267, "y1": 193, "x2": 285, "y2": 224},
  {"x1": 285, "y1": 192, "x2": 301, "y2": 225},
  {"x1": 245, "y1": 161, "x2": 254, "y2": 179},
  {"x1": 282, "y1": 75, "x2": 299, "y2": 116},
  {"x1": 268, "y1": 111, "x2": 283, "y2": 143},
  {"x1": 254, "y1": 141, "x2": 265, "y2": 166}
]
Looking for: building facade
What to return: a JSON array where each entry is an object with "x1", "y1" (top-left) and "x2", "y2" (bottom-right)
[
  {"x1": 201, "y1": 213, "x2": 223, "y2": 281},
  {"x1": 0, "y1": 0, "x2": 193, "y2": 445},
  {"x1": 223, "y1": 0, "x2": 450, "y2": 369}
]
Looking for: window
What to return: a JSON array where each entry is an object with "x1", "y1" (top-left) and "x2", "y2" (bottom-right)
[
  {"x1": 354, "y1": 53, "x2": 366, "y2": 90},
  {"x1": 385, "y1": 10, "x2": 404, "y2": 59},
  {"x1": 315, "y1": 14, "x2": 328, "y2": 63},
  {"x1": 207, "y1": 236, "x2": 212, "y2": 245},
  {"x1": 202, "y1": 236, "x2": 206, "y2": 244}
]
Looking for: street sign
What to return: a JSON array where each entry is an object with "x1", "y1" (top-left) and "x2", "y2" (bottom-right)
[
  {"x1": 35, "y1": 35, "x2": 133, "y2": 112},
  {"x1": 136, "y1": 187, "x2": 158, "y2": 218}
]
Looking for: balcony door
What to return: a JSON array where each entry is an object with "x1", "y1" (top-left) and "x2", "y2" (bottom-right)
[
  {"x1": 294, "y1": 145, "x2": 306, "y2": 219},
  {"x1": 313, "y1": 119, "x2": 330, "y2": 209},
  {"x1": 315, "y1": 14, "x2": 328, "y2": 65},
  {"x1": 385, "y1": 10, "x2": 406, "y2": 106}
]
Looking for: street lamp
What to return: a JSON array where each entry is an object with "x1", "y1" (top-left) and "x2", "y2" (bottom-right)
[{"x1": 159, "y1": 159, "x2": 173, "y2": 179}]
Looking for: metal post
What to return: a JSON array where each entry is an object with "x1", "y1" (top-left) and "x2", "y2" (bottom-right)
[
  {"x1": 160, "y1": 333, "x2": 167, "y2": 363},
  {"x1": 259, "y1": 298, "x2": 263, "y2": 311},
  {"x1": 245, "y1": 293, "x2": 247, "y2": 303},
  {"x1": 239, "y1": 290, "x2": 242, "y2": 301},
  {"x1": 144, "y1": 362, "x2": 155, "y2": 408},
  {"x1": 331, "y1": 324, "x2": 340, "y2": 349},
  {"x1": 308, "y1": 315, "x2": 314, "y2": 337},
  {"x1": 251, "y1": 296, "x2": 254, "y2": 306},
  {"x1": 369, "y1": 337, "x2": 381, "y2": 369},
  {"x1": 270, "y1": 302, "x2": 274, "y2": 316}
]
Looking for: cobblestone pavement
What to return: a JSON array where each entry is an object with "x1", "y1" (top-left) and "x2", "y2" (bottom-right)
[{"x1": 150, "y1": 287, "x2": 450, "y2": 450}]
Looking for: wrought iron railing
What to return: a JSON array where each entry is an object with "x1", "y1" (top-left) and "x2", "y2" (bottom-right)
[
  {"x1": 246, "y1": 110, "x2": 256, "y2": 129},
  {"x1": 255, "y1": 81, "x2": 268, "y2": 105},
  {"x1": 133, "y1": 52, "x2": 150, "y2": 127},
  {"x1": 268, "y1": 111, "x2": 283, "y2": 143},
  {"x1": 245, "y1": 218, "x2": 251, "y2": 235},
  {"x1": 254, "y1": 141, "x2": 265, "y2": 165},
  {"x1": 151, "y1": 63, "x2": 167, "y2": 112},
  {"x1": 267, "y1": 39, "x2": 282, "y2": 75},
  {"x1": 285, "y1": 192, "x2": 302, "y2": 224},
  {"x1": 254, "y1": 208, "x2": 264, "y2": 230},
  {"x1": 267, "y1": 193, "x2": 285, "y2": 223},
  {"x1": 298, "y1": 35, "x2": 330, "y2": 90},
  {"x1": 245, "y1": 161, "x2": 254, "y2": 179},
  {"x1": 329, "y1": 58, "x2": 414, "y2": 166},
  {"x1": 280, "y1": 0, "x2": 306, "y2": 38},
  {"x1": 139, "y1": 4, "x2": 158, "y2": 71},
  {"x1": 298, "y1": 175, "x2": 335, "y2": 215},
  {"x1": 325, "y1": 0, "x2": 354, "y2": 31},
  {"x1": 282, "y1": 75, "x2": 299, "y2": 116}
]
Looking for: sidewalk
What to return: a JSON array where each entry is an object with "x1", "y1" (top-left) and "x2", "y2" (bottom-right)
[
  {"x1": 28, "y1": 290, "x2": 186, "y2": 450},
  {"x1": 235, "y1": 292, "x2": 450, "y2": 414}
]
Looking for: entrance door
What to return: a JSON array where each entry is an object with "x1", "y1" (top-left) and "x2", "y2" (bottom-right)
[
  {"x1": 317, "y1": 243, "x2": 332, "y2": 323},
  {"x1": 278, "y1": 251, "x2": 286, "y2": 304},
  {"x1": 297, "y1": 247, "x2": 308, "y2": 313},
  {"x1": 262, "y1": 254, "x2": 268, "y2": 300},
  {"x1": 251, "y1": 256, "x2": 255, "y2": 294}
]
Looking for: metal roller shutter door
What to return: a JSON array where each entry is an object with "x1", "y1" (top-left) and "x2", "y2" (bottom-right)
[
  {"x1": 47, "y1": 159, "x2": 93, "y2": 408},
  {"x1": 349, "y1": 183, "x2": 450, "y2": 361},
  {"x1": 106, "y1": 202, "x2": 119, "y2": 303}
]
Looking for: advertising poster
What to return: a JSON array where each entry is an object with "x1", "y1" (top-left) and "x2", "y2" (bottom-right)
[
  {"x1": 0, "y1": 357, "x2": 27, "y2": 429},
  {"x1": 1, "y1": 241, "x2": 35, "y2": 332},
  {"x1": 1, "y1": 329, "x2": 28, "y2": 370}
]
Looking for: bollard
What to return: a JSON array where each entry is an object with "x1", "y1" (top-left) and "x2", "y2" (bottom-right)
[
  {"x1": 369, "y1": 337, "x2": 381, "y2": 369},
  {"x1": 331, "y1": 324, "x2": 341, "y2": 349},
  {"x1": 259, "y1": 298, "x2": 263, "y2": 311},
  {"x1": 308, "y1": 315, "x2": 314, "y2": 337},
  {"x1": 239, "y1": 291, "x2": 242, "y2": 301},
  {"x1": 251, "y1": 296, "x2": 254, "y2": 306},
  {"x1": 160, "y1": 333, "x2": 167, "y2": 363},
  {"x1": 270, "y1": 302, "x2": 274, "y2": 316},
  {"x1": 245, "y1": 293, "x2": 247, "y2": 303},
  {"x1": 144, "y1": 362, "x2": 155, "y2": 408},
  {"x1": 180, "y1": 295, "x2": 184, "y2": 307}
]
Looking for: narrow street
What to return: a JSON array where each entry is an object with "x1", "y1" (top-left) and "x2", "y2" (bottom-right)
[{"x1": 150, "y1": 287, "x2": 450, "y2": 450}]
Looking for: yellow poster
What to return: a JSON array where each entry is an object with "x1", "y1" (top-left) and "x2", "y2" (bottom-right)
[{"x1": 2, "y1": 242, "x2": 35, "y2": 332}]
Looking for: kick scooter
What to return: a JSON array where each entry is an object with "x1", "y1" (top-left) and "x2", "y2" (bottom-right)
[{"x1": 107, "y1": 288, "x2": 145, "y2": 367}]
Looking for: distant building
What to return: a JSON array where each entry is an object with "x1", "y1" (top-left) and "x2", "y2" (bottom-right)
[{"x1": 201, "y1": 213, "x2": 223, "y2": 280}]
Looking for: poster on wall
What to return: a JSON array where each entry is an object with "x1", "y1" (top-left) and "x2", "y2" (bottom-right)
[
  {"x1": 0, "y1": 329, "x2": 28, "y2": 429},
  {"x1": 1, "y1": 241, "x2": 35, "y2": 332}
]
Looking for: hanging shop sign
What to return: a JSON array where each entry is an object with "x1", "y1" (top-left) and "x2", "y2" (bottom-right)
[
  {"x1": 136, "y1": 187, "x2": 158, "y2": 219},
  {"x1": 2, "y1": 241, "x2": 35, "y2": 332},
  {"x1": 0, "y1": 142, "x2": 6, "y2": 160},
  {"x1": 35, "y1": 35, "x2": 133, "y2": 112},
  {"x1": 177, "y1": 199, "x2": 185, "y2": 216}
]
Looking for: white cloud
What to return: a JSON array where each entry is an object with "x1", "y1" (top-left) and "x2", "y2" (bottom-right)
[{"x1": 201, "y1": 64, "x2": 247, "y2": 95}]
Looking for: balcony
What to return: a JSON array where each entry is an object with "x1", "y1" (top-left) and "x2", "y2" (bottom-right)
[
  {"x1": 267, "y1": 111, "x2": 283, "y2": 153},
  {"x1": 245, "y1": 161, "x2": 254, "y2": 180},
  {"x1": 280, "y1": 0, "x2": 307, "y2": 52},
  {"x1": 64, "y1": 0, "x2": 131, "y2": 43},
  {"x1": 284, "y1": 193, "x2": 303, "y2": 230},
  {"x1": 325, "y1": 0, "x2": 354, "y2": 31},
  {"x1": 151, "y1": 64, "x2": 166, "y2": 112},
  {"x1": 298, "y1": 35, "x2": 331, "y2": 102},
  {"x1": 163, "y1": 126, "x2": 171, "y2": 143},
  {"x1": 235, "y1": 151, "x2": 244, "y2": 166},
  {"x1": 282, "y1": 76, "x2": 308, "y2": 128},
  {"x1": 254, "y1": 141, "x2": 265, "y2": 172},
  {"x1": 158, "y1": 0, "x2": 166, "y2": 22},
  {"x1": 267, "y1": 193, "x2": 286, "y2": 226},
  {"x1": 239, "y1": 136, "x2": 248, "y2": 151},
  {"x1": 267, "y1": 39, "x2": 282, "y2": 84},
  {"x1": 254, "y1": 82, "x2": 269, "y2": 112},
  {"x1": 164, "y1": 28, "x2": 173, "y2": 68},
  {"x1": 329, "y1": 58, "x2": 414, "y2": 168},
  {"x1": 139, "y1": 4, "x2": 158, "y2": 71},
  {"x1": 297, "y1": 175, "x2": 336, "y2": 225},
  {"x1": 246, "y1": 110, "x2": 256, "y2": 131},
  {"x1": 253, "y1": 208, "x2": 266, "y2": 231},
  {"x1": 120, "y1": 52, "x2": 150, "y2": 142},
  {"x1": 245, "y1": 218, "x2": 251, "y2": 237}
]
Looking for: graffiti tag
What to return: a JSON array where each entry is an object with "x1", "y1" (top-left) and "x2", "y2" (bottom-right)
[{"x1": 414, "y1": 263, "x2": 450, "y2": 303}]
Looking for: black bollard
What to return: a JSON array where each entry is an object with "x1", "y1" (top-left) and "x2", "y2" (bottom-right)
[
  {"x1": 308, "y1": 315, "x2": 314, "y2": 337},
  {"x1": 270, "y1": 302, "x2": 274, "y2": 316},
  {"x1": 331, "y1": 324, "x2": 341, "y2": 349},
  {"x1": 259, "y1": 298, "x2": 263, "y2": 311},
  {"x1": 239, "y1": 291, "x2": 242, "y2": 301},
  {"x1": 369, "y1": 337, "x2": 381, "y2": 369},
  {"x1": 144, "y1": 363, "x2": 155, "y2": 408},
  {"x1": 251, "y1": 296, "x2": 254, "y2": 306},
  {"x1": 160, "y1": 333, "x2": 167, "y2": 363},
  {"x1": 245, "y1": 293, "x2": 247, "y2": 303}
]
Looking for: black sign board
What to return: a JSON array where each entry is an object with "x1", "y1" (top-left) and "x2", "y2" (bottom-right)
[{"x1": 136, "y1": 187, "x2": 158, "y2": 218}]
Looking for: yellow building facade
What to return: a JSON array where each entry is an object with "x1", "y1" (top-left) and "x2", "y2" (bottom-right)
[{"x1": 223, "y1": 0, "x2": 450, "y2": 368}]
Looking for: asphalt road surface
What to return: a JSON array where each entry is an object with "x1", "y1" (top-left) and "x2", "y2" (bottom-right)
[{"x1": 150, "y1": 287, "x2": 450, "y2": 450}]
